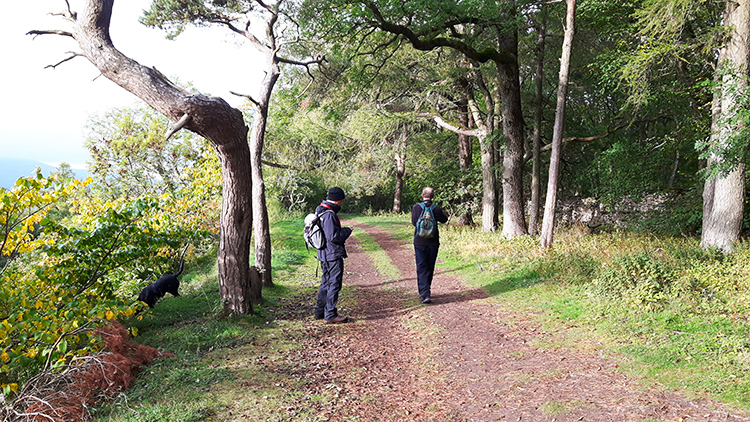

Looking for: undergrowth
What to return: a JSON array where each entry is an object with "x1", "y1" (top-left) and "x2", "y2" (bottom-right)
[
  {"x1": 90, "y1": 219, "x2": 333, "y2": 422},
  {"x1": 438, "y1": 222, "x2": 750, "y2": 409},
  {"x1": 89, "y1": 216, "x2": 750, "y2": 420}
]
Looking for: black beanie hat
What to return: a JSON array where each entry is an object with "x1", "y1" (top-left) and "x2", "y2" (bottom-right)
[{"x1": 327, "y1": 187, "x2": 345, "y2": 201}]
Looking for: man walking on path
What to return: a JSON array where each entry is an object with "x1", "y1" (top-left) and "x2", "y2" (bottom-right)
[
  {"x1": 412, "y1": 187, "x2": 449, "y2": 304},
  {"x1": 315, "y1": 187, "x2": 354, "y2": 323}
]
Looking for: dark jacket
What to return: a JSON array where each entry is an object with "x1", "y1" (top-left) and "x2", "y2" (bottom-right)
[
  {"x1": 411, "y1": 200, "x2": 449, "y2": 245},
  {"x1": 316, "y1": 201, "x2": 352, "y2": 261}
]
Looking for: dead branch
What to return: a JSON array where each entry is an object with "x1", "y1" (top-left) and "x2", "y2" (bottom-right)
[
  {"x1": 231, "y1": 91, "x2": 261, "y2": 110},
  {"x1": 44, "y1": 52, "x2": 83, "y2": 69},
  {"x1": 164, "y1": 113, "x2": 191, "y2": 141},
  {"x1": 26, "y1": 30, "x2": 74, "y2": 39}
]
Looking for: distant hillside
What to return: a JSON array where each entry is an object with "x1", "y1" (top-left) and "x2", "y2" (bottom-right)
[{"x1": 0, "y1": 158, "x2": 88, "y2": 189}]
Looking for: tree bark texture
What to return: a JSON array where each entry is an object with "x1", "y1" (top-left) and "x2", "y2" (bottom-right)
[
  {"x1": 701, "y1": 0, "x2": 749, "y2": 252},
  {"x1": 497, "y1": 32, "x2": 528, "y2": 238},
  {"x1": 457, "y1": 96, "x2": 475, "y2": 226},
  {"x1": 392, "y1": 129, "x2": 407, "y2": 213},
  {"x1": 250, "y1": 44, "x2": 281, "y2": 291},
  {"x1": 529, "y1": 9, "x2": 547, "y2": 236},
  {"x1": 541, "y1": 0, "x2": 576, "y2": 248},
  {"x1": 73, "y1": 0, "x2": 254, "y2": 314},
  {"x1": 480, "y1": 134, "x2": 499, "y2": 231}
]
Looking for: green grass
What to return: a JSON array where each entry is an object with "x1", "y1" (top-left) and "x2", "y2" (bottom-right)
[
  {"x1": 93, "y1": 215, "x2": 750, "y2": 419},
  {"x1": 92, "y1": 218, "x2": 330, "y2": 422},
  {"x1": 432, "y1": 221, "x2": 750, "y2": 409},
  {"x1": 349, "y1": 228, "x2": 402, "y2": 282}
]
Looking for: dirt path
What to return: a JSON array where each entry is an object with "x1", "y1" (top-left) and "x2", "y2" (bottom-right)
[{"x1": 293, "y1": 222, "x2": 749, "y2": 421}]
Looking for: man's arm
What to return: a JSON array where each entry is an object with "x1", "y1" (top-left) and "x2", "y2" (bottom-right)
[
  {"x1": 323, "y1": 213, "x2": 352, "y2": 245},
  {"x1": 435, "y1": 206, "x2": 449, "y2": 224}
]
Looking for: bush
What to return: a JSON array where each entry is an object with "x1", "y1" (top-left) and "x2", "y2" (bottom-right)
[{"x1": 591, "y1": 253, "x2": 676, "y2": 309}]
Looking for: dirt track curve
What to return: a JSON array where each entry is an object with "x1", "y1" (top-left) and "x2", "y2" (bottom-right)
[{"x1": 289, "y1": 221, "x2": 749, "y2": 422}]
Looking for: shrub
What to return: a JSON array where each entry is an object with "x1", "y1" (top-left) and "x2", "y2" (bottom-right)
[{"x1": 590, "y1": 253, "x2": 676, "y2": 309}]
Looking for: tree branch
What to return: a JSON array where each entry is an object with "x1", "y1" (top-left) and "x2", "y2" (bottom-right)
[
  {"x1": 260, "y1": 159, "x2": 324, "y2": 171},
  {"x1": 361, "y1": 0, "x2": 515, "y2": 65},
  {"x1": 26, "y1": 29, "x2": 74, "y2": 39},
  {"x1": 231, "y1": 91, "x2": 261, "y2": 110},
  {"x1": 416, "y1": 112, "x2": 481, "y2": 137},
  {"x1": 165, "y1": 113, "x2": 191, "y2": 141},
  {"x1": 44, "y1": 52, "x2": 84, "y2": 69}
]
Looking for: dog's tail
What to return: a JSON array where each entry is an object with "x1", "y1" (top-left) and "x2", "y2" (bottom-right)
[{"x1": 174, "y1": 243, "x2": 190, "y2": 277}]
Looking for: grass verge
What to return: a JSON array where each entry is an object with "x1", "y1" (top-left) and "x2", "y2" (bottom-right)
[{"x1": 92, "y1": 219, "x2": 334, "y2": 422}]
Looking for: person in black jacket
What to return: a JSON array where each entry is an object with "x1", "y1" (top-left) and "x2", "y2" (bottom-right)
[
  {"x1": 411, "y1": 187, "x2": 449, "y2": 304},
  {"x1": 314, "y1": 187, "x2": 354, "y2": 323}
]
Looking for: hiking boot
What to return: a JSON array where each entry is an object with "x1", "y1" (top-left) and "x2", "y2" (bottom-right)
[
  {"x1": 421, "y1": 297, "x2": 432, "y2": 304},
  {"x1": 324, "y1": 316, "x2": 349, "y2": 324},
  {"x1": 314, "y1": 313, "x2": 324, "y2": 320}
]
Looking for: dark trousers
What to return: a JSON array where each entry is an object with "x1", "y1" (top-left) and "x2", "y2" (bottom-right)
[
  {"x1": 414, "y1": 244, "x2": 439, "y2": 299},
  {"x1": 315, "y1": 258, "x2": 344, "y2": 320}
]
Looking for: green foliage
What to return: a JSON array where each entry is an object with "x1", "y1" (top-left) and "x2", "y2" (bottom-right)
[
  {"x1": 84, "y1": 105, "x2": 207, "y2": 199},
  {"x1": 591, "y1": 253, "x2": 676, "y2": 309},
  {"x1": 0, "y1": 169, "x2": 84, "y2": 269},
  {"x1": 141, "y1": 0, "x2": 246, "y2": 39},
  {"x1": 0, "y1": 188, "x2": 206, "y2": 391},
  {"x1": 90, "y1": 219, "x2": 323, "y2": 422},
  {"x1": 695, "y1": 68, "x2": 750, "y2": 178}
]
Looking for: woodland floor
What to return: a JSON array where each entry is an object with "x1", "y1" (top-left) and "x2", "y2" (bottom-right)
[{"x1": 275, "y1": 221, "x2": 750, "y2": 422}]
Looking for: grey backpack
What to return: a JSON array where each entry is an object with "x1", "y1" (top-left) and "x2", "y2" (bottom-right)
[
  {"x1": 303, "y1": 210, "x2": 333, "y2": 250},
  {"x1": 416, "y1": 203, "x2": 437, "y2": 239}
]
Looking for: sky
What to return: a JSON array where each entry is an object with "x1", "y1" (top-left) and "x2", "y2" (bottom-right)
[{"x1": 0, "y1": 1, "x2": 263, "y2": 169}]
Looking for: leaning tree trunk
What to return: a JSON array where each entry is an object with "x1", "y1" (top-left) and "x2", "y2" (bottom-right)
[
  {"x1": 701, "y1": 0, "x2": 749, "y2": 252},
  {"x1": 250, "y1": 48, "x2": 281, "y2": 291},
  {"x1": 529, "y1": 8, "x2": 547, "y2": 236},
  {"x1": 392, "y1": 129, "x2": 407, "y2": 213},
  {"x1": 540, "y1": 0, "x2": 576, "y2": 249},
  {"x1": 71, "y1": 0, "x2": 255, "y2": 314}
]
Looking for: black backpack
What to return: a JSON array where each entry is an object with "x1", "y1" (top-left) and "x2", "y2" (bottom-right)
[
  {"x1": 415, "y1": 203, "x2": 437, "y2": 239},
  {"x1": 303, "y1": 209, "x2": 333, "y2": 251}
]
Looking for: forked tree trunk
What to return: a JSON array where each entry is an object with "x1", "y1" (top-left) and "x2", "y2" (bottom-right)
[
  {"x1": 71, "y1": 0, "x2": 255, "y2": 314},
  {"x1": 540, "y1": 0, "x2": 576, "y2": 248},
  {"x1": 702, "y1": 0, "x2": 749, "y2": 252}
]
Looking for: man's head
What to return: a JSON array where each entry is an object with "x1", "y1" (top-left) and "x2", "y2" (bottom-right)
[
  {"x1": 327, "y1": 187, "x2": 346, "y2": 204},
  {"x1": 422, "y1": 187, "x2": 434, "y2": 200}
]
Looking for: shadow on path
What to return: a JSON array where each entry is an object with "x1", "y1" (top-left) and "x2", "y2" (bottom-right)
[{"x1": 347, "y1": 220, "x2": 750, "y2": 422}]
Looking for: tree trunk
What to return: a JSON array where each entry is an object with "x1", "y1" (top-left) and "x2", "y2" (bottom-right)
[
  {"x1": 392, "y1": 129, "x2": 407, "y2": 213},
  {"x1": 73, "y1": 0, "x2": 255, "y2": 314},
  {"x1": 540, "y1": 0, "x2": 576, "y2": 249},
  {"x1": 497, "y1": 31, "x2": 528, "y2": 238},
  {"x1": 701, "y1": 0, "x2": 749, "y2": 252},
  {"x1": 457, "y1": 96, "x2": 475, "y2": 226},
  {"x1": 479, "y1": 132, "x2": 499, "y2": 231},
  {"x1": 529, "y1": 8, "x2": 547, "y2": 236},
  {"x1": 250, "y1": 46, "x2": 281, "y2": 291}
]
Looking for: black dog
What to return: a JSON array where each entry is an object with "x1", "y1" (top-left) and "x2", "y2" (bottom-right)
[{"x1": 138, "y1": 245, "x2": 188, "y2": 308}]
